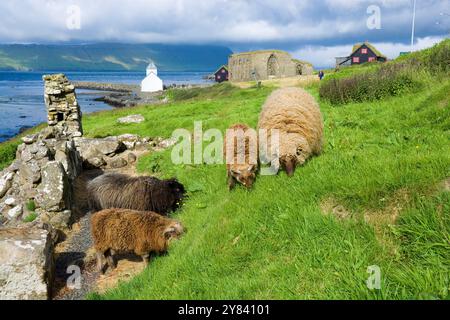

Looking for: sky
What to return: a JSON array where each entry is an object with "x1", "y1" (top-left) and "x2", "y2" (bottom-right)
[{"x1": 0, "y1": 0, "x2": 449, "y2": 67}]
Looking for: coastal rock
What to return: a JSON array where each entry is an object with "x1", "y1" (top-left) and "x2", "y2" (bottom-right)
[
  {"x1": 0, "y1": 172, "x2": 15, "y2": 198},
  {"x1": 35, "y1": 162, "x2": 69, "y2": 212},
  {"x1": 0, "y1": 227, "x2": 55, "y2": 300},
  {"x1": 117, "y1": 114, "x2": 145, "y2": 124}
]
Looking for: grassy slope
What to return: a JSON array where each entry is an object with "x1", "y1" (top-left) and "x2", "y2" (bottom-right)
[
  {"x1": 80, "y1": 76, "x2": 449, "y2": 299},
  {"x1": 0, "y1": 50, "x2": 448, "y2": 299}
]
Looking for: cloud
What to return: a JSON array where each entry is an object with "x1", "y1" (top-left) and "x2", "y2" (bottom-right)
[{"x1": 0, "y1": 0, "x2": 448, "y2": 44}]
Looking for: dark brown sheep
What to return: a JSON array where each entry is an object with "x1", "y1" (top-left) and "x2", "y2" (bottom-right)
[
  {"x1": 87, "y1": 173, "x2": 186, "y2": 215},
  {"x1": 91, "y1": 208, "x2": 184, "y2": 273}
]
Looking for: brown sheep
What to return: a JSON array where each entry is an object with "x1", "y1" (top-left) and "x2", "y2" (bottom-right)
[
  {"x1": 258, "y1": 87, "x2": 324, "y2": 177},
  {"x1": 224, "y1": 123, "x2": 258, "y2": 190},
  {"x1": 91, "y1": 208, "x2": 184, "y2": 273},
  {"x1": 87, "y1": 173, "x2": 186, "y2": 215}
]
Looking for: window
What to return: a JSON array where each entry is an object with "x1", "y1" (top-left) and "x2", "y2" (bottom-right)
[
  {"x1": 353, "y1": 57, "x2": 360, "y2": 63},
  {"x1": 222, "y1": 69, "x2": 226, "y2": 73},
  {"x1": 368, "y1": 57, "x2": 376, "y2": 62},
  {"x1": 361, "y1": 48, "x2": 368, "y2": 54}
]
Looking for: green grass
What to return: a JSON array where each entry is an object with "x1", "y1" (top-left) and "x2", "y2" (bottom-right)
[
  {"x1": 1, "y1": 43, "x2": 449, "y2": 300},
  {"x1": 83, "y1": 75, "x2": 449, "y2": 299}
]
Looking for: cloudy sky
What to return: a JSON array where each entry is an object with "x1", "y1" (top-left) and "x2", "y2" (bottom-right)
[{"x1": 0, "y1": 0, "x2": 449, "y2": 67}]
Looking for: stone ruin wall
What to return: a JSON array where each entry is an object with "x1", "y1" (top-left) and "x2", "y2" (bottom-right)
[
  {"x1": 44, "y1": 74, "x2": 83, "y2": 138},
  {"x1": 228, "y1": 50, "x2": 313, "y2": 82},
  {"x1": 0, "y1": 73, "x2": 170, "y2": 300}
]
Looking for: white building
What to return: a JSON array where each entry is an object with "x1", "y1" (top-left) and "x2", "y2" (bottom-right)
[{"x1": 141, "y1": 61, "x2": 163, "y2": 93}]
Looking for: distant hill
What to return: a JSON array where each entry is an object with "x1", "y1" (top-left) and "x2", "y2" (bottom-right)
[{"x1": 0, "y1": 43, "x2": 233, "y2": 72}]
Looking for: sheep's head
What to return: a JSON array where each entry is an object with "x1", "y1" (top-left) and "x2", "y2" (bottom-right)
[
  {"x1": 230, "y1": 164, "x2": 258, "y2": 189},
  {"x1": 280, "y1": 142, "x2": 310, "y2": 177},
  {"x1": 162, "y1": 221, "x2": 185, "y2": 245}
]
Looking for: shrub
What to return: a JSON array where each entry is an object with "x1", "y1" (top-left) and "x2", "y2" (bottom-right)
[
  {"x1": 26, "y1": 200, "x2": 36, "y2": 212},
  {"x1": 23, "y1": 212, "x2": 38, "y2": 223},
  {"x1": 319, "y1": 62, "x2": 422, "y2": 105}
]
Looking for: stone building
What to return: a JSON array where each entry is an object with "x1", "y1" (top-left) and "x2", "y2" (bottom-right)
[{"x1": 228, "y1": 50, "x2": 313, "y2": 82}]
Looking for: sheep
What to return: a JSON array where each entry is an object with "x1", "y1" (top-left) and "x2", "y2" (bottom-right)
[
  {"x1": 257, "y1": 87, "x2": 324, "y2": 177},
  {"x1": 224, "y1": 123, "x2": 259, "y2": 190},
  {"x1": 91, "y1": 208, "x2": 185, "y2": 273},
  {"x1": 87, "y1": 173, "x2": 186, "y2": 215}
]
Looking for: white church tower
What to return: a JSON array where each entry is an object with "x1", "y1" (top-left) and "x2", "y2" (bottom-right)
[{"x1": 141, "y1": 61, "x2": 163, "y2": 93}]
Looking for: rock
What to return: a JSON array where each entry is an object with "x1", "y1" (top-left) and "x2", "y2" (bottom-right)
[
  {"x1": 117, "y1": 114, "x2": 145, "y2": 124},
  {"x1": 109, "y1": 157, "x2": 128, "y2": 169},
  {"x1": 19, "y1": 159, "x2": 42, "y2": 185},
  {"x1": 49, "y1": 210, "x2": 71, "y2": 230},
  {"x1": 127, "y1": 153, "x2": 137, "y2": 164},
  {"x1": 159, "y1": 137, "x2": 178, "y2": 149},
  {"x1": 21, "y1": 134, "x2": 38, "y2": 145},
  {"x1": 76, "y1": 137, "x2": 123, "y2": 157},
  {"x1": 7, "y1": 205, "x2": 23, "y2": 220},
  {"x1": 35, "y1": 162, "x2": 69, "y2": 213},
  {"x1": 4, "y1": 198, "x2": 16, "y2": 206},
  {"x1": 118, "y1": 134, "x2": 139, "y2": 149},
  {"x1": 0, "y1": 172, "x2": 15, "y2": 198},
  {"x1": 54, "y1": 140, "x2": 82, "y2": 181},
  {"x1": 0, "y1": 227, "x2": 54, "y2": 300},
  {"x1": 79, "y1": 146, "x2": 106, "y2": 169}
]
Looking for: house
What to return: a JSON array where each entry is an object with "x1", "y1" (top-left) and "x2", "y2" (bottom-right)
[
  {"x1": 335, "y1": 42, "x2": 387, "y2": 68},
  {"x1": 214, "y1": 65, "x2": 229, "y2": 83},
  {"x1": 141, "y1": 61, "x2": 163, "y2": 93},
  {"x1": 228, "y1": 50, "x2": 314, "y2": 82}
]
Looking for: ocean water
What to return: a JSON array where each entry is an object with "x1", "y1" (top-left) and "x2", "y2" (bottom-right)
[{"x1": 0, "y1": 71, "x2": 212, "y2": 143}]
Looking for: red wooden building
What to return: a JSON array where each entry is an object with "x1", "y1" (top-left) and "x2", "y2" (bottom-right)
[{"x1": 214, "y1": 65, "x2": 229, "y2": 83}]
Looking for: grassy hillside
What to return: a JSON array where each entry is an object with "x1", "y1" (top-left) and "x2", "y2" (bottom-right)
[
  {"x1": 0, "y1": 43, "x2": 232, "y2": 72},
  {"x1": 1, "y1": 41, "x2": 448, "y2": 300}
]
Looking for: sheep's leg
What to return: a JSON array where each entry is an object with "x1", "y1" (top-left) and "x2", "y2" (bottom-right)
[
  {"x1": 227, "y1": 173, "x2": 236, "y2": 191},
  {"x1": 142, "y1": 253, "x2": 151, "y2": 267},
  {"x1": 96, "y1": 252, "x2": 104, "y2": 273},
  {"x1": 105, "y1": 249, "x2": 116, "y2": 271}
]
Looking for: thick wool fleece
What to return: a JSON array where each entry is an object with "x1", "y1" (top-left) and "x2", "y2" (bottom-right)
[{"x1": 258, "y1": 87, "x2": 324, "y2": 173}]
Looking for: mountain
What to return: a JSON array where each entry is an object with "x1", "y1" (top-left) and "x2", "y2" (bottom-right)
[{"x1": 0, "y1": 43, "x2": 233, "y2": 72}]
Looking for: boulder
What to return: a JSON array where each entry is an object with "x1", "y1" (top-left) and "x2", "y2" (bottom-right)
[
  {"x1": 21, "y1": 134, "x2": 38, "y2": 145},
  {"x1": 117, "y1": 114, "x2": 145, "y2": 124},
  {"x1": 76, "y1": 137, "x2": 123, "y2": 157},
  {"x1": 108, "y1": 157, "x2": 128, "y2": 169},
  {"x1": 118, "y1": 134, "x2": 139, "y2": 149},
  {"x1": 0, "y1": 227, "x2": 54, "y2": 300},
  {"x1": 0, "y1": 172, "x2": 15, "y2": 198},
  {"x1": 54, "y1": 140, "x2": 82, "y2": 181},
  {"x1": 35, "y1": 162, "x2": 69, "y2": 212},
  {"x1": 19, "y1": 159, "x2": 42, "y2": 185}
]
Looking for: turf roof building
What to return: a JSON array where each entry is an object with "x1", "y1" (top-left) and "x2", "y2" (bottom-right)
[{"x1": 336, "y1": 42, "x2": 387, "y2": 67}]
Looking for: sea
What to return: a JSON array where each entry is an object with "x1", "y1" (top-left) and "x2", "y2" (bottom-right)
[{"x1": 0, "y1": 71, "x2": 213, "y2": 143}]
